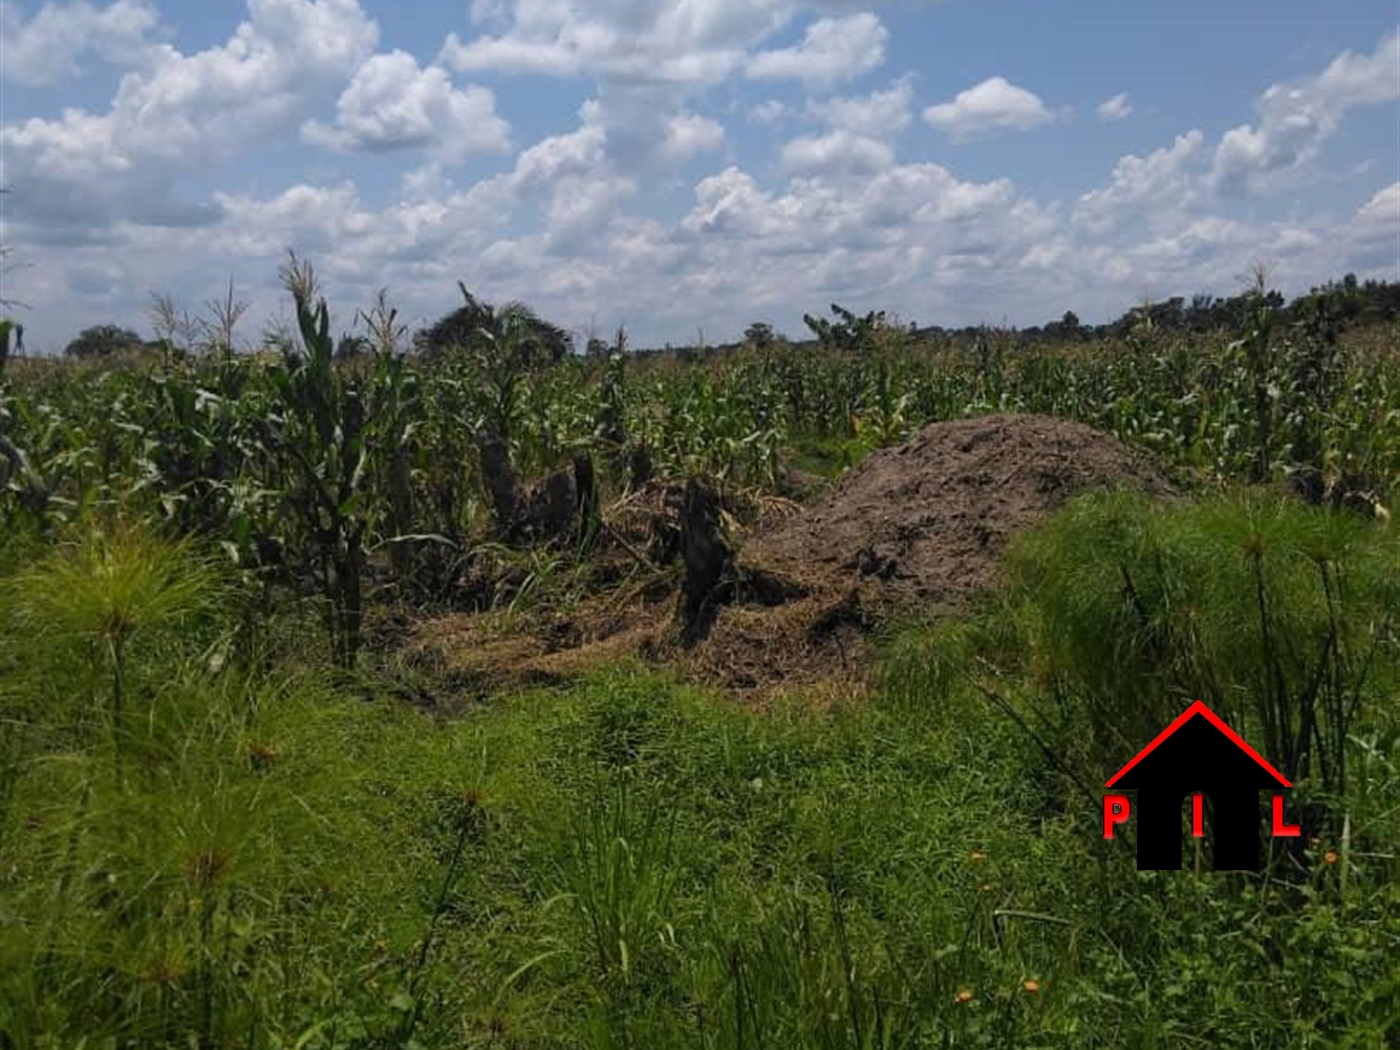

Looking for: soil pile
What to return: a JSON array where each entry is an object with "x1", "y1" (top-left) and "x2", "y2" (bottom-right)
[
  {"x1": 408, "y1": 413, "x2": 1175, "y2": 701},
  {"x1": 742, "y1": 412, "x2": 1176, "y2": 614}
]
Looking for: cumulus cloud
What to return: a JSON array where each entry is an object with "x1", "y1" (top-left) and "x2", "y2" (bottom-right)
[
  {"x1": 923, "y1": 76, "x2": 1058, "y2": 140},
  {"x1": 781, "y1": 130, "x2": 893, "y2": 175},
  {"x1": 1212, "y1": 31, "x2": 1400, "y2": 195},
  {"x1": 1074, "y1": 130, "x2": 1205, "y2": 237},
  {"x1": 1, "y1": 0, "x2": 379, "y2": 235},
  {"x1": 807, "y1": 77, "x2": 913, "y2": 137},
  {"x1": 544, "y1": 174, "x2": 636, "y2": 254},
  {"x1": 0, "y1": 0, "x2": 163, "y2": 85},
  {"x1": 301, "y1": 50, "x2": 510, "y2": 158},
  {"x1": 747, "y1": 12, "x2": 887, "y2": 85},
  {"x1": 439, "y1": 0, "x2": 794, "y2": 85},
  {"x1": 1355, "y1": 181, "x2": 1400, "y2": 230},
  {"x1": 510, "y1": 108, "x2": 608, "y2": 188},
  {"x1": 660, "y1": 113, "x2": 727, "y2": 161},
  {"x1": 1096, "y1": 91, "x2": 1132, "y2": 121},
  {"x1": 1346, "y1": 181, "x2": 1400, "y2": 268},
  {"x1": 4, "y1": 6, "x2": 1398, "y2": 351},
  {"x1": 9, "y1": 159, "x2": 1399, "y2": 354},
  {"x1": 749, "y1": 99, "x2": 789, "y2": 124},
  {"x1": 439, "y1": 3, "x2": 891, "y2": 89},
  {"x1": 680, "y1": 167, "x2": 779, "y2": 238}
]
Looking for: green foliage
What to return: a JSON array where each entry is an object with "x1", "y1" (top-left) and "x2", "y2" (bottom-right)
[
  {"x1": 802, "y1": 303, "x2": 887, "y2": 355},
  {"x1": 1, "y1": 544, "x2": 1397, "y2": 1048},
  {"x1": 8, "y1": 637, "x2": 1395, "y2": 1047},
  {"x1": 3, "y1": 525, "x2": 223, "y2": 764},
  {"x1": 2, "y1": 268, "x2": 1400, "y2": 1047},
  {"x1": 269, "y1": 254, "x2": 371, "y2": 668},
  {"x1": 64, "y1": 323, "x2": 147, "y2": 360},
  {"x1": 1002, "y1": 492, "x2": 1398, "y2": 811},
  {"x1": 416, "y1": 282, "x2": 572, "y2": 367}
]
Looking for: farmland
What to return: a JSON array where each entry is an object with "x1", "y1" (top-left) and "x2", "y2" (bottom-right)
[{"x1": 1, "y1": 269, "x2": 1398, "y2": 1049}]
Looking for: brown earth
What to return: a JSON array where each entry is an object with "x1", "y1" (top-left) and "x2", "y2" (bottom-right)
[
  {"x1": 404, "y1": 413, "x2": 1175, "y2": 702},
  {"x1": 743, "y1": 412, "x2": 1176, "y2": 615}
]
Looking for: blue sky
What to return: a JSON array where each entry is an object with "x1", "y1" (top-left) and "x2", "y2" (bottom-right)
[{"x1": 1, "y1": 0, "x2": 1397, "y2": 350}]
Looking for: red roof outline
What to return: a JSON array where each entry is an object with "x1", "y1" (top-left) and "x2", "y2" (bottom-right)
[{"x1": 1104, "y1": 700, "x2": 1291, "y2": 788}]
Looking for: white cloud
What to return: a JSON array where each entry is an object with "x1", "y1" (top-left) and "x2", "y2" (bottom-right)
[
  {"x1": 1355, "y1": 181, "x2": 1400, "y2": 231},
  {"x1": 4, "y1": 7, "x2": 1398, "y2": 352},
  {"x1": 681, "y1": 167, "x2": 780, "y2": 238},
  {"x1": 1074, "y1": 129, "x2": 1205, "y2": 236},
  {"x1": 1, "y1": 0, "x2": 379, "y2": 234},
  {"x1": 1212, "y1": 31, "x2": 1400, "y2": 195},
  {"x1": 545, "y1": 174, "x2": 636, "y2": 254},
  {"x1": 749, "y1": 99, "x2": 789, "y2": 124},
  {"x1": 511, "y1": 109, "x2": 608, "y2": 188},
  {"x1": 781, "y1": 130, "x2": 893, "y2": 175},
  {"x1": 660, "y1": 112, "x2": 726, "y2": 161},
  {"x1": 923, "y1": 76, "x2": 1057, "y2": 140},
  {"x1": 747, "y1": 12, "x2": 887, "y2": 85},
  {"x1": 8, "y1": 161, "x2": 1399, "y2": 354},
  {"x1": 438, "y1": 0, "x2": 794, "y2": 85},
  {"x1": 400, "y1": 162, "x2": 453, "y2": 201},
  {"x1": 807, "y1": 77, "x2": 913, "y2": 137},
  {"x1": 301, "y1": 50, "x2": 510, "y2": 158},
  {"x1": 1096, "y1": 91, "x2": 1132, "y2": 121},
  {"x1": 1347, "y1": 181, "x2": 1400, "y2": 268},
  {"x1": 0, "y1": 0, "x2": 162, "y2": 85},
  {"x1": 438, "y1": 32, "x2": 584, "y2": 78}
]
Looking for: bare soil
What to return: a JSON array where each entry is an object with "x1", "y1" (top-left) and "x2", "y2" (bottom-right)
[{"x1": 743, "y1": 412, "x2": 1176, "y2": 615}]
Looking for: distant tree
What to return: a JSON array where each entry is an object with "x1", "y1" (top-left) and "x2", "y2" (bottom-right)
[
  {"x1": 414, "y1": 282, "x2": 572, "y2": 363},
  {"x1": 335, "y1": 334, "x2": 373, "y2": 361},
  {"x1": 802, "y1": 303, "x2": 887, "y2": 354},
  {"x1": 744, "y1": 321, "x2": 775, "y2": 350},
  {"x1": 1061, "y1": 310, "x2": 1079, "y2": 332},
  {"x1": 64, "y1": 324, "x2": 144, "y2": 359}
]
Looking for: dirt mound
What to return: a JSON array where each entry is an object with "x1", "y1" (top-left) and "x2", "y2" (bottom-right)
[
  {"x1": 406, "y1": 414, "x2": 1174, "y2": 703},
  {"x1": 742, "y1": 413, "x2": 1175, "y2": 617}
]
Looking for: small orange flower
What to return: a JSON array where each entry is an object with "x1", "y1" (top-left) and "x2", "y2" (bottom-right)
[
  {"x1": 954, "y1": 988, "x2": 974, "y2": 1003},
  {"x1": 1324, "y1": 849, "x2": 1339, "y2": 865},
  {"x1": 970, "y1": 850, "x2": 987, "y2": 863},
  {"x1": 1023, "y1": 979, "x2": 1041, "y2": 994}
]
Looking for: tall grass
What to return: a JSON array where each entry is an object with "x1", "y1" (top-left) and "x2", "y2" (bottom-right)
[{"x1": 2, "y1": 515, "x2": 1398, "y2": 1048}]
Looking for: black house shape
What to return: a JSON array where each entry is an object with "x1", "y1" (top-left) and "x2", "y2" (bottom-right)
[{"x1": 1106, "y1": 701, "x2": 1290, "y2": 871}]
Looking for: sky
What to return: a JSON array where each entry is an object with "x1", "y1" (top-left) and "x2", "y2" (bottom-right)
[{"x1": 1, "y1": 0, "x2": 1398, "y2": 352}]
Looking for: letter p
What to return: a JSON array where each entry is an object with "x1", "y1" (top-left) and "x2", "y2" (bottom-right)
[{"x1": 1103, "y1": 794, "x2": 1131, "y2": 839}]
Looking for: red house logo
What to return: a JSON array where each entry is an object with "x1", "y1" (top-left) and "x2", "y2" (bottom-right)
[{"x1": 1103, "y1": 701, "x2": 1298, "y2": 870}]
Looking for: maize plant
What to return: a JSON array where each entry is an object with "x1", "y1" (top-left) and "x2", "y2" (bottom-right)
[
  {"x1": 269, "y1": 255, "x2": 372, "y2": 669},
  {"x1": 1, "y1": 265, "x2": 1397, "y2": 642}
]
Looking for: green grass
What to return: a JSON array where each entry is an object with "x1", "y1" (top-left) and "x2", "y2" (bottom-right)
[{"x1": 2, "y1": 499, "x2": 1398, "y2": 1048}]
